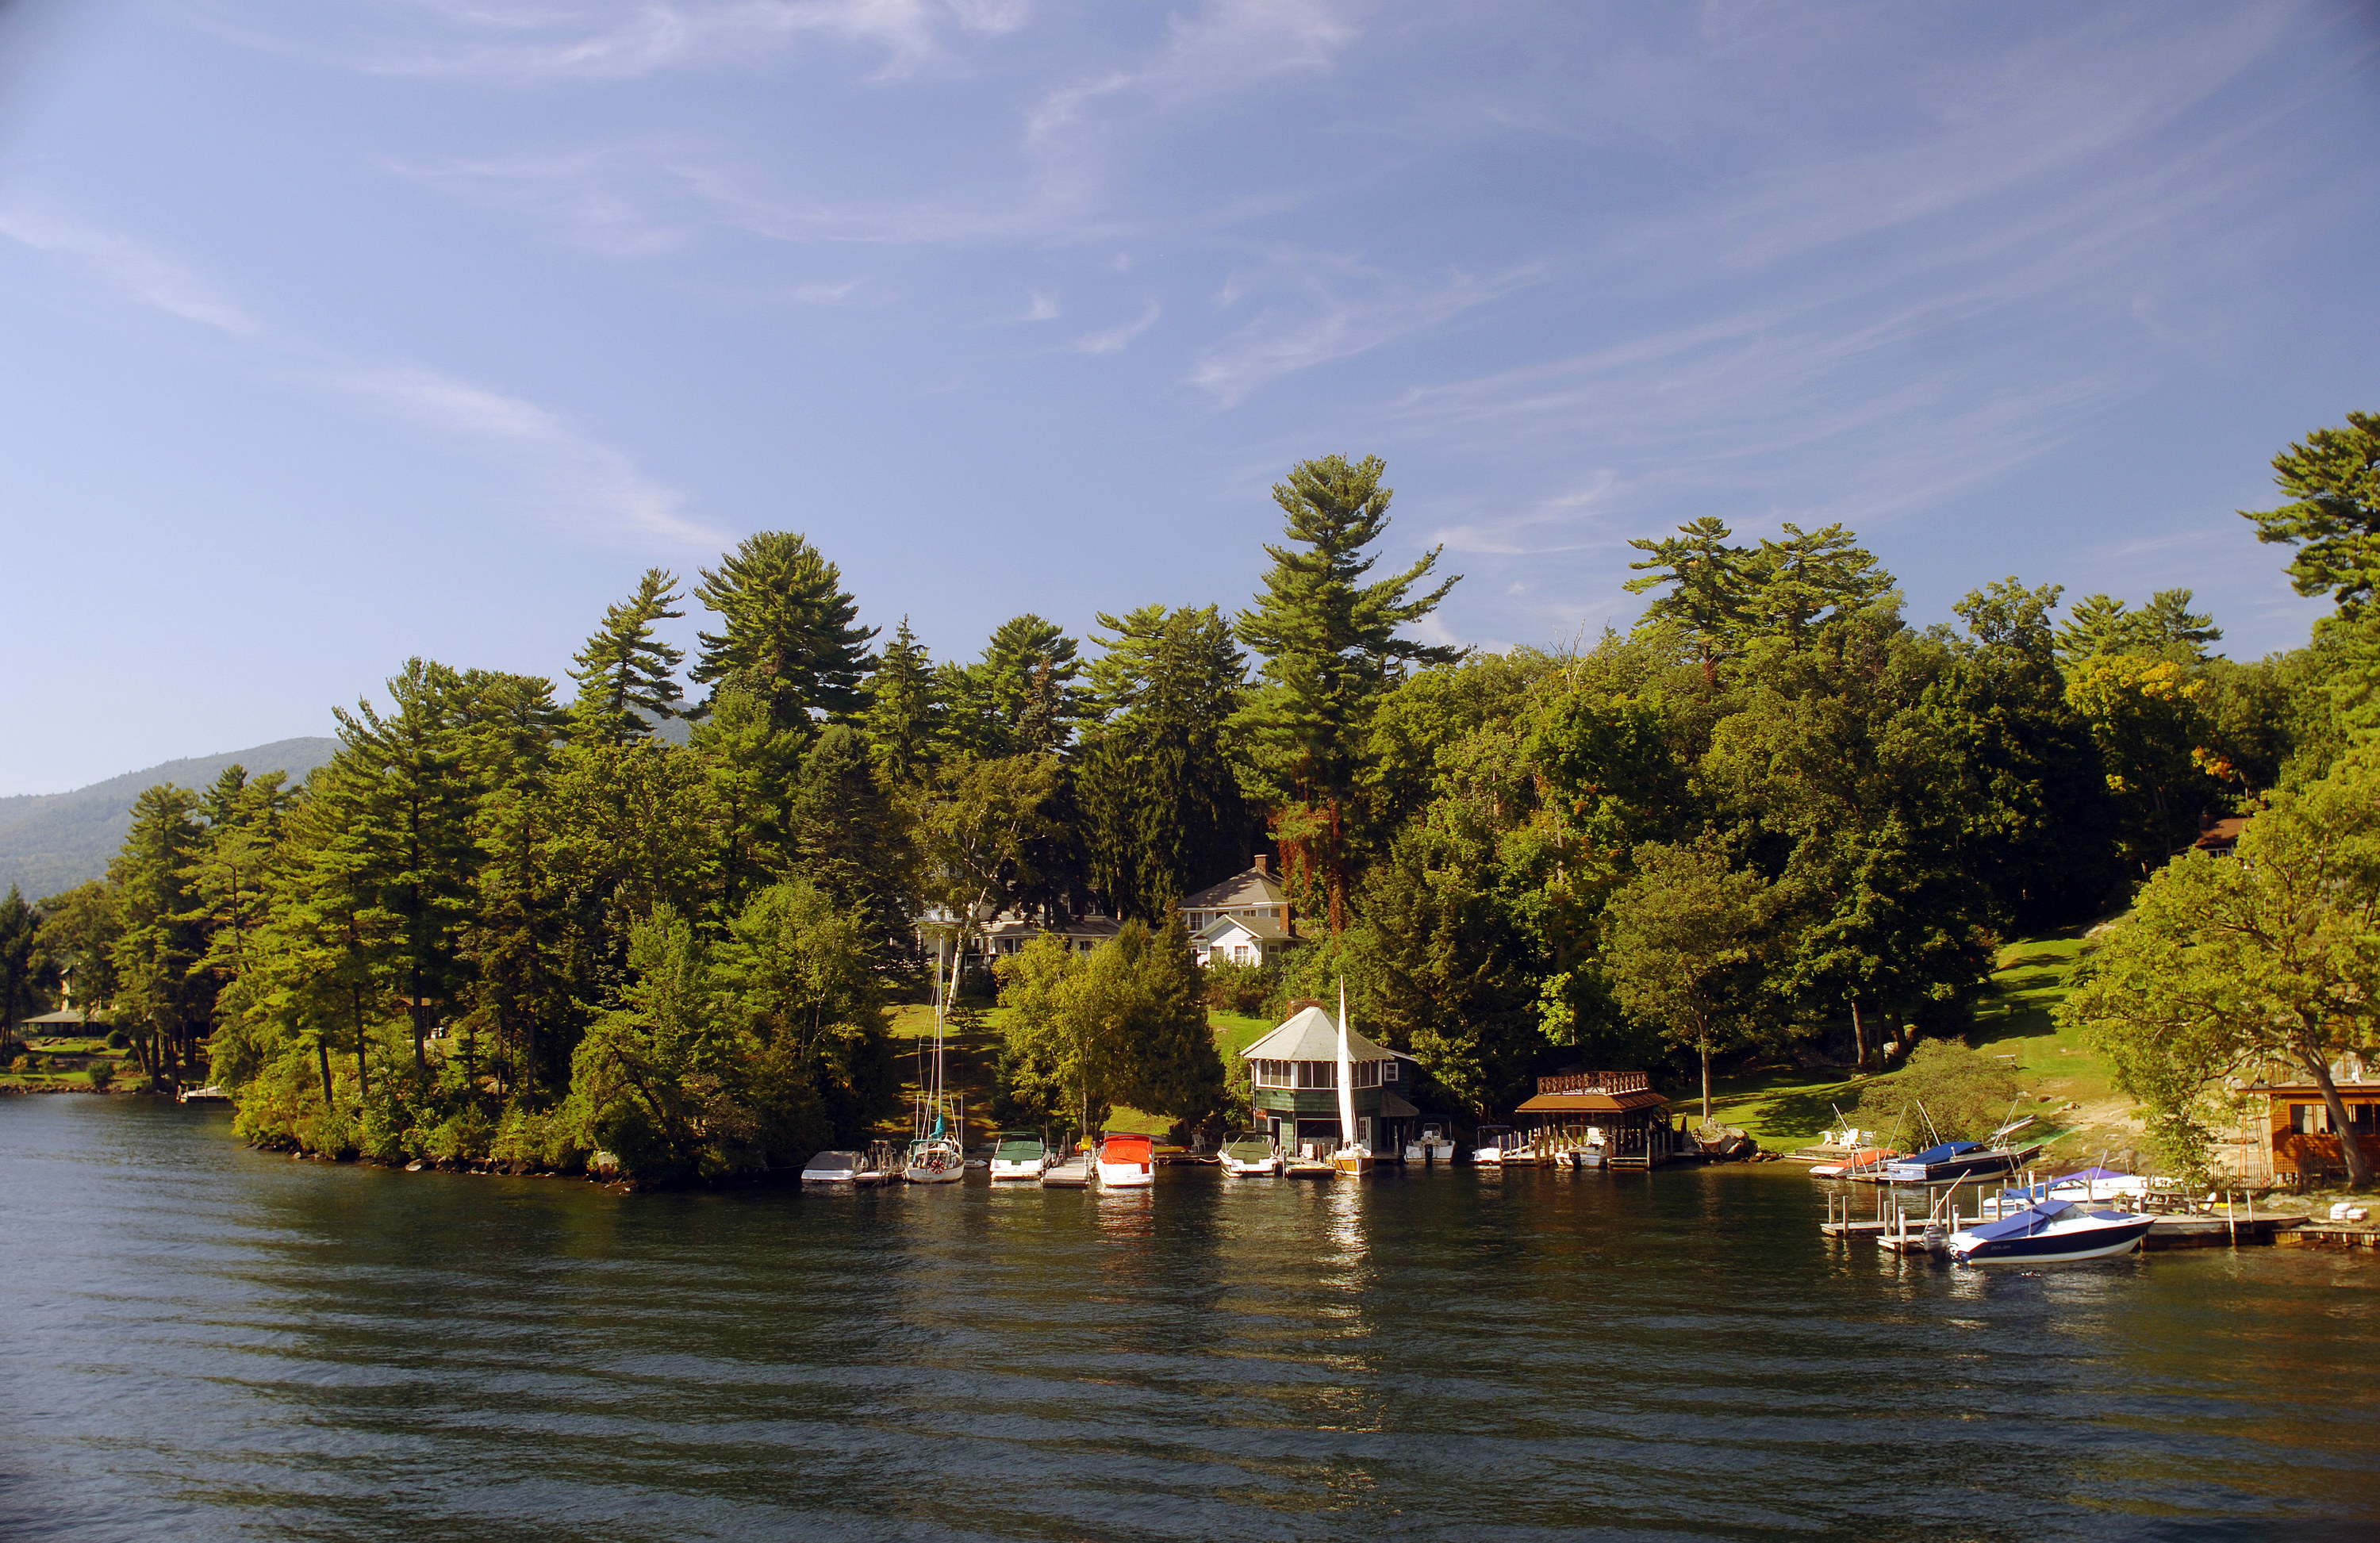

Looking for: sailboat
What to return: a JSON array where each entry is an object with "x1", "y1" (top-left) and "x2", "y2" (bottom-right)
[
  {"x1": 1331, "y1": 981, "x2": 1373, "y2": 1176},
  {"x1": 904, "y1": 930, "x2": 966, "y2": 1184}
]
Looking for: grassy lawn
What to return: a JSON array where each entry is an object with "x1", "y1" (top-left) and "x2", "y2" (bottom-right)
[
  {"x1": 1704, "y1": 931, "x2": 2139, "y2": 1160},
  {"x1": 3, "y1": 1038, "x2": 138, "y2": 1093}
]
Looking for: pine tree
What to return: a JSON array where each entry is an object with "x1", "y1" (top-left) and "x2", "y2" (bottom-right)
[
  {"x1": 691, "y1": 533, "x2": 876, "y2": 731},
  {"x1": 2241, "y1": 409, "x2": 2380, "y2": 616},
  {"x1": 0, "y1": 885, "x2": 43, "y2": 1031},
  {"x1": 1743, "y1": 522, "x2": 1896, "y2": 646},
  {"x1": 338, "y1": 659, "x2": 480, "y2": 1074},
  {"x1": 860, "y1": 617, "x2": 941, "y2": 788},
  {"x1": 1078, "y1": 605, "x2": 1251, "y2": 919},
  {"x1": 1234, "y1": 455, "x2": 1460, "y2": 931},
  {"x1": 108, "y1": 785, "x2": 209, "y2": 1088},
  {"x1": 789, "y1": 724, "x2": 913, "y2": 947},
  {"x1": 570, "y1": 568, "x2": 686, "y2": 743},
  {"x1": 1624, "y1": 517, "x2": 1752, "y2": 684},
  {"x1": 945, "y1": 614, "x2": 1091, "y2": 758}
]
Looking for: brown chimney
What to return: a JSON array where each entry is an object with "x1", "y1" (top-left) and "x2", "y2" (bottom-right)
[{"x1": 1253, "y1": 853, "x2": 1269, "y2": 876}]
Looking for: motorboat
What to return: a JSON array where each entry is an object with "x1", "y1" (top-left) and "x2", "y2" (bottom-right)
[
  {"x1": 1983, "y1": 1165, "x2": 2148, "y2": 1217},
  {"x1": 800, "y1": 1150, "x2": 864, "y2": 1184},
  {"x1": 1472, "y1": 1124, "x2": 1522, "y2": 1165},
  {"x1": 904, "y1": 1134, "x2": 965, "y2": 1184},
  {"x1": 1219, "y1": 1134, "x2": 1282, "y2": 1177},
  {"x1": 988, "y1": 1131, "x2": 1050, "y2": 1182},
  {"x1": 1948, "y1": 1199, "x2": 2155, "y2": 1264},
  {"x1": 1879, "y1": 1139, "x2": 2042, "y2": 1184},
  {"x1": 1405, "y1": 1122, "x2": 1456, "y2": 1164},
  {"x1": 1808, "y1": 1146, "x2": 1900, "y2": 1180},
  {"x1": 1332, "y1": 1142, "x2": 1375, "y2": 1176},
  {"x1": 1096, "y1": 1134, "x2": 1156, "y2": 1188}
]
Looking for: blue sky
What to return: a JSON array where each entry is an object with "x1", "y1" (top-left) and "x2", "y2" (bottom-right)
[{"x1": 2, "y1": 0, "x2": 2375, "y2": 794}]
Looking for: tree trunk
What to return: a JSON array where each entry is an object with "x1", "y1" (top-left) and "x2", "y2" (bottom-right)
[
  {"x1": 1850, "y1": 999, "x2": 1866, "y2": 1072},
  {"x1": 1700, "y1": 1031, "x2": 1713, "y2": 1123},
  {"x1": 2301, "y1": 1044, "x2": 2373, "y2": 1189},
  {"x1": 353, "y1": 988, "x2": 370, "y2": 1103},
  {"x1": 317, "y1": 1036, "x2": 334, "y2": 1114}
]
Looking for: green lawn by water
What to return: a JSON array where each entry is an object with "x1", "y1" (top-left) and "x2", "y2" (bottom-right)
[{"x1": 1702, "y1": 933, "x2": 2127, "y2": 1157}]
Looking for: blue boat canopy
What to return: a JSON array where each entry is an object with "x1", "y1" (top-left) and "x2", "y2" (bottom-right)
[
  {"x1": 1965, "y1": 1197, "x2": 2073, "y2": 1241},
  {"x1": 1904, "y1": 1141, "x2": 1983, "y2": 1165}
]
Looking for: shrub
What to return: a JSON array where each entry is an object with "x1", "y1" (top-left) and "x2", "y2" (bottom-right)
[
  {"x1": 106, "y1": 1028, "x2": 129, "y2": 1050},
  {"x1": 1854, "y1": 1040, "x2": 2023, "y2": 1142},
  {"x1": 424, "y1": 1107, "x2": 497, "y2": 1165},
  {"x1": 1203, "y1": 959, "x2": 1277, "y2": 1017},
  {"x1": 87, "y1": 1064, "x2": 113, "y2": 1089}
]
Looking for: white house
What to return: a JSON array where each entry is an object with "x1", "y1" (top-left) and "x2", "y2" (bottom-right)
[{"x1": 1181, "y1": 857, "x2": 1303, "y2": 967}]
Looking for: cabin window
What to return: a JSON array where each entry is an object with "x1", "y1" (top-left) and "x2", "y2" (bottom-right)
[
  {"x1": 2355, "y1": 1104, "x2": 2378, "y2": 1131},
  {"x1": 1352, "y1": 1059, "x2": 1381, "y2": 1088},
  {"x1": 1382, "y1": 1060, "x2": 1398, "y2": 1082},
  {"x1": 2292, "y1": 1104, "x2": 2326, "y2": 1134},
  {"x1": 1296, "y1": 1061, "x2": 1337, "y2": 1090},
  {"x1": 1255, "y1": 1060, "x2": 1292, "y2": 1088}
]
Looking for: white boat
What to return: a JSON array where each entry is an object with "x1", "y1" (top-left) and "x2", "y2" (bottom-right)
[
  {"x1": 1219, "y1": 1134, "x2": 1282, "y2": 1176},
  {"x1": 1980, "y1": 1165, "x2": 2149, "y2": 1218},
  {"x1": 1096, "y1": 1133, "x2": 1156, "y2": 1188},
  {"x1": 1405, "y1": 1122, "x2": 1456, "y2": 1164},
  {"x1": 800, "y1": 1150, "x2": 864, "y2": 1183},
  {"x1": 904, "y1": 931, "x2": 968, "y2": 1184},
  {"x1": 1948, "y1": 1198, "x2": 2155, "y2": 1265},
  {"x1": 988, "y1": 1131, "x2": 1050, "y2": 1181},
  {"x1": 1472, "y1": 1124, "x2": 1520, "y2": 1165},
  {"x1": 904, "y1": 1135, "x2": 966, "y2": 1184}
]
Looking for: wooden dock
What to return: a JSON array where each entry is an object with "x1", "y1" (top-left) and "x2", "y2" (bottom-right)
[{"x1": 1039, "y1": 1157, "x2": 1090, "y2": 1188}]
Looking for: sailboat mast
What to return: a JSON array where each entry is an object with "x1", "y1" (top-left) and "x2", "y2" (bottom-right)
[{"x1": 1336, "y1": 978, "x2": 1357, "y2": 1149}]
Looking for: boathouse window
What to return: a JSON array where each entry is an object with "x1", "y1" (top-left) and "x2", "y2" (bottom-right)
[
  {"x1": 1381, "y1": 1060, "x2": 1398, "y2": 1082},
  {"x1": 1255, "y1": 1060, "x2": 1292, "y2": 1088},
  {"x1": 1296, "y1": 1061, "x2": 1337, "y2": 1089},
  {"x1": 1352, "y1": 1059, "x2": 1381, "y2": 1088}
]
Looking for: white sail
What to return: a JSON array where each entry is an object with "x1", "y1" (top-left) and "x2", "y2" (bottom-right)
[{"x1": 1337, "y1": 979, "x2": 1357, "y2": 1147}]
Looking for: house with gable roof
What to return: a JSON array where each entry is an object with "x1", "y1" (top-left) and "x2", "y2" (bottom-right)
[
  {"x1": 1238, "y1": 1000, "x2": 1419, "y2": 1157},
  {"x1": 1180, "y1": 854, "x2": 1305, "y2": 968}
]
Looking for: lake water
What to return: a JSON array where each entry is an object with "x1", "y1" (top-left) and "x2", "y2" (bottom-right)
[{"x1": 2, "y1": 1097, "x2": 2374, "y2": 1543}]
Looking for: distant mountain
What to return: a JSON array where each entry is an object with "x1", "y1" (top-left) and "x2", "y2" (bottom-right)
[{"x1": 0, "y1": 737, "x2": 340, "y2": 902}]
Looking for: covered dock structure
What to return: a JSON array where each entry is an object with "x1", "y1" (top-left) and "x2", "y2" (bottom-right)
[{"x1": 1514, "y1": 1072, "x2": 1679, "y2": 1168}]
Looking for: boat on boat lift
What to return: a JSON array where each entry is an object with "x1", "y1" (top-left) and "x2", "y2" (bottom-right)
[
  {"x1": 1948, "y1": 1197, "x2": 2155, "y2": 1264},
  {"x1": 1219, "y1": 1133, "x2": 1282, "y2": 1176},
  {"x1": 988, "y1": 1130, "x2": 1050, "y2": 1182},
  {"x1": 1405, "y1": 1121, "x2": 1456, "y2": 1165},
  {"x1": 800, "y1": 1150, "x2": 866, "y2": 1184},
  {"x1": 1096, "y1": 1133, "x2": 1156, "y2": 1188},
  {"x1": 1472, "y1": 1124, "x2": 1523, "y2": 1165}
]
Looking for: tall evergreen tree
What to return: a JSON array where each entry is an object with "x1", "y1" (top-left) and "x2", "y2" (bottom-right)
[
  {"x1": 109, "y1": 785, "x2": 210, "y2": 1088},
  {"x1": 1234, "y1": 455, "x2": 1461, "y2": 931},
  {"x1": 691, "y1": 532, "x2": 875, "y2": 731},
  {"x1": 860, "y1": 617, "x2": 941, "y2": 788},
  {"x1": 1743, "y1": 522, "x2": 1896, "y2": 646},
  {"x1": 2241, "y1": 409, "x2": 2380, "y2": 616},
  {"x1": 789, "y1": 724, "x2": 913, "y2": 948},
  {"x1": 0, "y1": 885, "x2": 44, "y2": 1031},
  {"x1": 337, "y1": 659, "x2": 479, "y2": 1073},
  {"x1": 945, "y1": 614, "x2": 1091, "y2": 758},
  {"x1": 1078, "y1": 604, "x2": 1252, "y2": 920},
  {"x1": 570, "y1": 567, "x2": 686, "y2": 743},
  {"x1": 1624, "y1": 517, "x2": 1752, "y2": 685}
]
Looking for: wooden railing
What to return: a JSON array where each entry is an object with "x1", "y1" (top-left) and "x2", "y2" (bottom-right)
[{"x1": 1537, "y1": 1071, "x2": 1650, "y2": 1096}]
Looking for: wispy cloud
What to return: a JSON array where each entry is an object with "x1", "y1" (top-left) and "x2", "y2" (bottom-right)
[
  {"x1": 1020, "y1": 290, "x2": 1059, "y2": 321},
  {"x1": 1, "y1": 198, "x2": 712, "y2": 550},
  {"x1": 328, "y1": 365, "x2": 723, "y2": 545},
  {"x1": 1190, "y1": 253, "x2": 1543, "y2": 407},
  {"x1": 1067, "y1": 300, "x2": 1159, "y2": 354},
  {"x1": 0, "y1": 203, "x2": 259, "y2": 334},
  {"x1": 355, "y1": 0, "x2": 965, "y2": 83}
]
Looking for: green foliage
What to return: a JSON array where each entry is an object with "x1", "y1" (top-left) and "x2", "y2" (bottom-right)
[
  {"x1": 570, "y1": 567, "x2": 687, "y2": 743},
  {"x1": 2059, "y1": 750, "x2": 2380, "y2": 1187},
  {"x1": 2054, "y1": 587, "x2": 2222, "y2": 666},
  {"x1": 944, "y1": 614, "x2": 1092, "y2": 758},
  {"x1": 994, "y1": 920, "x2": 1227, "y2": 1138},
  {"x1": 1077, "y1": 603, "x2": 1252, "y2": 920},
  {"x1": 691, "y1": 531, "x2": 877, "y2": 730},
  {"x1": 2241, "y1": 409, "x2": 2380, "y2": 617},
  {"x1": 1234, "y1": 454, "x2": 1461, "y2": 931},
  {"x1": 860, "y1": 617, "x2": 941, "y2": 789},
  {"x1": 1852, "y1": 1039, "x2": 2021, "y2": 1144},
  {"x1": 1600, "y1": 842, "x2": 1775, "y2": 1119},
  {"x1": 0, "y1": 885, "x2": 42, "y2": 1030}
]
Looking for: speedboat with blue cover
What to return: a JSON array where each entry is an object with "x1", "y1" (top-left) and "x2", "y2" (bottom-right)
[
  {"x1": 1880, "y1": 1139, "x2": 2040, "y2": 1184},
  {"x1": 1947, "y1": 1198, "x2": 2154, "y2": 1264}
]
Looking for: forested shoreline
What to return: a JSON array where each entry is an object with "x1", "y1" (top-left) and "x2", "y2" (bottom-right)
[{"x1": 4, "y1": 419, "x2": 2378, "y2": 1185}]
